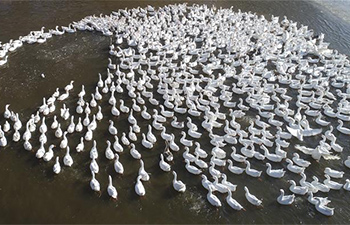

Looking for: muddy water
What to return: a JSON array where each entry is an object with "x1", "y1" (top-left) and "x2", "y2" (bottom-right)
[{"x1": 0, "y1": 1, "x2": 350, "y2": 224}]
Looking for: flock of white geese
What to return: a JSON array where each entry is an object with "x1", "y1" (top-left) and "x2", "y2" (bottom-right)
[{"x1": 1, "y1": 3, "x2": 350, "y2": 218}]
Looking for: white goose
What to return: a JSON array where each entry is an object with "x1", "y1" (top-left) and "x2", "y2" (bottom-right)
[
  {"x1": 266, "y1": 163, "x2": 285, "y2": 178},
  {"x1": 90, "y1": 171, "x2": 100, "y2": 193},
  {"x1": 226, "y1": 191, "x2": 245, "y2": 211},
  {"x1": 185, "y1": 159, "x2": 202, "y2": 175},
  {"x1": 172, "y1": 171, "x2": 186, "y2": 193},
  {"x1": 244, "y1": 186, "x2": 262, "y2": 206},
  {"x1": 63, "y1": 146, "x2": 73, "y2": 167},
  {"x1": 43, "y1": 144, "x2": 55, "y2": 162},
  {"x1": 130, "y1": 143, "x2": 141, "y2": 160},
  {"x1": 207, "y1": 185, "x2": 222, "y2": 207},
  {"x1": 277, "y1": 189, "x2": 295, "y2": 205},
  {"x1": 139, "y1": 159, "x2": 150, "y2": 181},
  {"x1": 245, "y1": 160, "x2": 262, "y2": 178},
  {"x1": 105, "y1": 140, "x2": 115, "y2": 160},
  {"x1": 141, "y1": 133, "x2": 153, "y2": 149},
  {"x1": 107, "y1": 175, "x2": 118, "y2": 200},
  {"x1": 159, "y1": 154, "x2": 171, "y2": 172},
  {"x1": 53, "y1": 156, "x2": 61, "y2": 174},
  {"x1": 135, "y1": 175, "x2": 146, "y2": 197},
  {"x1": 76, "y1": 137, "x2": 84, "y2": 153},
  {"x1": 114, "y1": 153, "x2": 124, "y2": 174}
]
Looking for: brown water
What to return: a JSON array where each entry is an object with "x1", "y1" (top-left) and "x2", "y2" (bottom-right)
[{"x1": 0, "y1": 1, "x2": 350, "y2": 224}]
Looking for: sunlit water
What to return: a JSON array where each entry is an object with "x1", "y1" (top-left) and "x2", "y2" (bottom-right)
[{"x1": 0, "y1": 1, "x2": 350, "y2": 224}]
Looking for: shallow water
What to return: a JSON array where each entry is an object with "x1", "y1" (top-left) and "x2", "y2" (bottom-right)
[{"x1": 0, "y1": 1, "x2": 350, "y2": 224}]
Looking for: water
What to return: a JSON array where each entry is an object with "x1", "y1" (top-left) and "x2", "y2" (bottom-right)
[{"x1": 0, "y1": 1, "x2": 350, "y2": 224}]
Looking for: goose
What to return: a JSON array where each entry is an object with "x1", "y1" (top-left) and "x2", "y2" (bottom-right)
[
  {"x1": 201, "y1": 175, "x2": 213, "y2": 191},
  {"x1": 221, "y1": 174, "x2": 237, "y2": 192},
  {"x1": 138, "y1": 159, "x2": 150, "y2": 181},
  {"x1": 311, "y1": 176, "x2": 330, "y2": 193},
  {"x1": 64, "y1": 80, "x2": 74, "y2": 92},
  {"x1": 135, "y1": 175, "x2": 146, "y2": 197},
  {"x1": 85, "y1": 126, "x2": 93, "y2": 141},
  {"x1": 292, "y1": 153, "x2": 311, "y2": 168},
  {"x1": 141, "y1": 133, "x2": 153, "y2": 149},
  {"x1": 130, "y1": 143, "x2": 141, "y2": 160},
  {"x1": 207, "y1": 185, "x2": 222, "y2": 207},
  {"x1": 23, "y1": 140, "x2": 32, "y2": 151},
  {"x1": 35, "y1": 142, "x2": 46, "y2": 158},
  {"x1": 76, "y1": 102, "x2": 84, "y2": 114},
  {"x1": 324, "y1": 167, "x2": 344, "y2": 179},
  {"x1": 90, "y1": 171, "x2": 100, "y2": 193},
  {"x1": 307, "y1": 191, "x2": 331, "y2": 206},
  {"x1": 209, "y1": 161, "x2": 222, "y2": 178},
  {"x1": 324, "y1": 175, "x2": 343, "y2": 190},
  {"x1": 13, "y1": 114, "x2": 23, "y2": 131},
  {"x1": 343, "y1": 179, "x2": 350, "y2": 191},
  {"x1": 90, "y1": 140, "x2": 98, "y2": 159},
  {"x1": 212, "y1": 176, "x2": 229, "y2": 193},
  {"x1": 180, "y1": 131, "x2": 193, "y2": 147},
  {"x1": 266, "y1": 163, "x2": 285, "y2": 178},
  {"x1": 12, "y1": 129, "x2": 20, "y2": 142},
  {"x1": 245, "y1": 160, "x2": 262, "y2": 178},
  {"x1": 168, "y1": 134, "x2": 180, "y2": 152},
  {"x1": 57, "y1": 89, "x2": 69, "y2": 101},
  {"x1": 183, "y1": 147, "x2": 196, "y2": 162},
  {"x1": 315, "y1": 198, "x2": 334, "y2": 217},
  {"x1": 226, "y1": 191, "x2": 245, "y2": 211},
  {"x1": 63, "y1": 146, "x2": 73, "y2": 167},
  {"x1": 51, "y1": 115, "x2": 58, "y2": 129},
  {"x1": 111, "y1": 102, "x2": 120, "y2": 116},
  {"x1": 3, "y1": 104, "x2": 11, "y2": 119},
  {"x1": 261, "y1": 145, "x2": 283, "y2": 162},
  {"x1": 194, "y1": 153, "x2": 208, "y2": 169},
  {"x1": 300, "y1": 172, "x2": 318, "y2": 193},
  {"x1": 159, "y1": 154, "x2": 171, "y2": 172},
  {"x1": 211, "y1": 153, "x2": 226, "y2": 167},
  {"x1": 141, "y1": 106, "x2": 151, "y2": 120},
  {"x1": 172, "y1": 171, "x2": 186, "y2": 193},
  {"x1": 337, "y1": 120, "x2": 350, "y2": 135},
  {"x1": 90, "y1": 157, "x2": 99, "y2": 174},
  {"x1": 108, "y1": 120, "x2": 118, "y2": 135},
  {"x1": 88, "y1": 115, "x2": 97, "y2": 131},
  {"x1": 185, "y1": 159, "x2": 202, "y2": 175},
  {"x1": 288, "y1": 180, "x2": 308, "y2": 195},
  {"x1": 244, "y1": 186, "x2": 262, "y2": 206},
  {"x1": 96, "y1": 106, "x2": 103, "y2": 121},
  {"x1": 39, "y1": 132, "x2": 47, "y2": 144},
  {"x1": 171, "y1": 117, "x2": 185, "y2": 129},
  {"x1": 132, "y1": 99, "x2": 141, "y2": 112},
  {"x1": 76, "y1": 137, "x2": 84, "y2": 153},
  {"x1": 107, "y1": 175, "x2": 118, "y2": 200},
  {"x1": 75, "y1": 117, "x2": 83, "y2": 132},
  {"x1": 43, "y1": 144, "x2": 55, "y2": 162},
  {"x1": 3, "y1": 121, "x2": 10, "y2": 133},
  {"x1": 230, "y1": 146, "x2": 246, "y2": 163},
  {"x1": 315, "y1": 113, "x2": 330, "y2": 126},
  {"x1": 277, "y1": 189, "x2": 295, "y2": 205},
  {"x1": 111, "y1": 154, "x2": 124, "y2": 174},
  {"x1": 60, "y1": 132, "x2": 68, "y2": 149},
  {"x1": 121, "y1": 132, "x2": 130, "y2": 146},
  {"x1": 53, "y1": 156, "x2": 61, "y2": 174},
  {"x1": 83, "y1": 112, "x2": 90, "y2": 127},
  {"x1": 104, "y1": 140, "x2": 114, "y2": 160},
  {"x1": 227, "y1": 159, "x2": 245, "y2": 175},
  {"x1": 128, "y1": 110, "x2": 137, "y2": 125},
  {"x1": 22, "y1": 123, "x2": 32, "y2": 141},
  {"x1": 344, "y1": 156, "x2": 350, "y2": 169},
  {"x1": 161, "y1": 127, "x2": 172, "y2": 141},
  {"x1": 286, "y1": 158, "x2": 305, "y2": 174},
  {"x1": 113, "y1": 136, "x2": 123, "y2": 153},
  {"x1": 109, "y1": 90, "x2": 117, "y2": 105},
  {"x1": 194, "y1": 142, "x2": 208, "y2": 158},
  {"x1": 94, "y1": 86, "x2": 102, "y2": 101}
]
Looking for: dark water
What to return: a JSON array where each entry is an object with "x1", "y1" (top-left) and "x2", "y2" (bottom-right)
[{"x1": 0, "y1": 1, "x2": 350, "y2": 224}]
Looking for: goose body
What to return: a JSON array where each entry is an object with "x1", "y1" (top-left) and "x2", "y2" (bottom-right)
[
  {"x1": 172, "y1": 171, "x2": 186, "y2": 192},
  {"x1": 107, "y1": 175, "x2": 118, "y2": 199},
  {"x1": 244, "y1": 186, "x2": 262, "y2": 206},
  {"x1": 277, "y1": 189, "x2": 295, "y2": 205}
]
